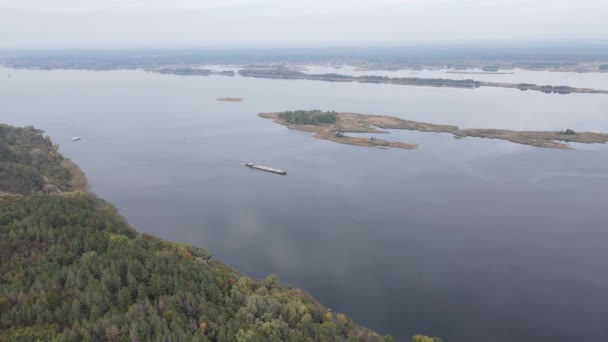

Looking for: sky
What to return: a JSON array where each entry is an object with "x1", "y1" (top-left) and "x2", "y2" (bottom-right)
[{"x1": 1, "y1": 0, "x2": 607, "y2": 48}]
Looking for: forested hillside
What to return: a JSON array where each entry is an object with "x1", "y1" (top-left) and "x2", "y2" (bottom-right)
[
  {"x1": 0, "y1": 192, "x2": 391, "y2": 341},
  {"x1": 0, "y1": 124, "x2": 85, "y2": 195},
  {"x1": 0, "y1": 124, "x2": 440, "y2": 342},
  {"x1": 0, "y1": 124, "x2": 392, "y2": 341}
]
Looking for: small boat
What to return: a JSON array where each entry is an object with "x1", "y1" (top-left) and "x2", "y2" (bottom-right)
[
  {"x1": 245, "y1": 162, "x2": 287, "y2": 175},
  {"x1": 72, "y1": 137, "x2": 81, "y2": 141}
]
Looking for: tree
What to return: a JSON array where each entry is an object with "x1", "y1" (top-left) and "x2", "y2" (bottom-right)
[
  {"x1": 412, "y1": 335, "x2": 443, "y2": 342},
  {"x1": 562, "y1": 129, "x2": 575, "y2": 135},
  {"x1": 263, "y1": 275, "x2": 279, "y2": 290},
  {"x1": 105, "y1": 325, "x2": 120, "y2": 341}
]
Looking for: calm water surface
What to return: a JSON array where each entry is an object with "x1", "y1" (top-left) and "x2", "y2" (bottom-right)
[{"x1": 1, "y1": 67, "x2": 608, "y2": 341}]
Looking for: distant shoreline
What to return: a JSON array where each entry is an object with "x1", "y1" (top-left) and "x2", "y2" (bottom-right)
[
  {"x1": 240, "y1": 68, "x2": 608, "y2": 95},
  {"x1": 3, "y1": 61, "x2": 608, "y2": 96},
  {"x1": 446, "y1": 71, "x2": 515, "y2": 75}
]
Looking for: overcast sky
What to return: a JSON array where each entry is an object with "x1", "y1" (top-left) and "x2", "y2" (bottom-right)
[{"x1": 1, "y1": 0, "x2": 607, "y2": 48}]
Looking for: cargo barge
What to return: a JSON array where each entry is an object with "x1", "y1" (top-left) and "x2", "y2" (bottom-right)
[{"x1": 245, "y1": 162, "x2": 287, "y2": 175}]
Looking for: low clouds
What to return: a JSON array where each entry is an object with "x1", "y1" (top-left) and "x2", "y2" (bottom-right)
[{"x1": 0, "y1": 0, "x2": 606, "y2": 48}]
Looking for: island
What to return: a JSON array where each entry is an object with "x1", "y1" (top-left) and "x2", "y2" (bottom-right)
[
  {"x1": 260, "y1": 110, "x2": 608, "y2": 149},
  {"x1": 261, "y1": 111, "x2": 417, "y2": 149},
  {"x1": 1, "y1": 123, "x2": 435, "y2": 341},
  {"x1": 217, "y1": 97, "x2": 244, "y2": 102},
  {"x1": 239, "y1": 68, "x2": 608, "y2": 95}
]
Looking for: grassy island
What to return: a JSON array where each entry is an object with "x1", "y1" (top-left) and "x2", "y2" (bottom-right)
[
  {"x1": 260, "y1": 111, "x2": 608, "y2": 150},
  {"x1": 0, "y1": 123, "x2": 412, "y2": 341},
  {"x1": 263, "y1": 110, "x2": 417, "y2": 149}
]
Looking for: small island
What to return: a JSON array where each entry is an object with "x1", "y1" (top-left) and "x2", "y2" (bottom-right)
[
  {"x1": 261, "y1": 110, "x2": 417, "y2": 149},
  {"x1": 217, "y1": 97, "x2": 244, "y2": 102},
  {"x1": 260, "y1": 110, "x2": 608, "y2": 149}
]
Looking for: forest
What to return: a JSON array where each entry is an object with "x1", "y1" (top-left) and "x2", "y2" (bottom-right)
[
  {"x1": 0, "y1": 124, "x2": 82, "y2": 195},
  {"x1": 0, "y1": 123, "x2": 441, "y2": 342}
]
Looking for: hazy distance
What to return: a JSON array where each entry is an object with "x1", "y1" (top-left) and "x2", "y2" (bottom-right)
[{"x1": 1, "y1": 0, "x2": 608, "y2": 49}]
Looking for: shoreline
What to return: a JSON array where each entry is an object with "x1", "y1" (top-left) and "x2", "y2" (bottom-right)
[{"x1": 0, "y1": 122, "x2": 391, "y2": 341}]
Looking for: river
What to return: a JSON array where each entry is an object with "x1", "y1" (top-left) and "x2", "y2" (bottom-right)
[{"x1": 1, "y1": 66, "x2": 608, "y2": 341}]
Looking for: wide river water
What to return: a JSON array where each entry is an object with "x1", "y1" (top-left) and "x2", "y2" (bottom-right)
[{"x1": 2, "y1": 66, "x2": 608, "y2": 341}]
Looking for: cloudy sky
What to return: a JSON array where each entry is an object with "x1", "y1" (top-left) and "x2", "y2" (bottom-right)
[{"x1": 1, "y1": 0, "x2": 606, "y2": 48}]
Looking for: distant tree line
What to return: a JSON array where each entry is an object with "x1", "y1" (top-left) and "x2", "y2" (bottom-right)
[
  {"x1": 239, "y1": 68, "x2": 483, "y2": 88},
  {"x1": 517, "y1": 83, "x2": 575, "y2": 94}
]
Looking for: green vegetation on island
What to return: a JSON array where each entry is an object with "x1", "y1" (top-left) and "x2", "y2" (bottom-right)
[
  {"x1": 260, "y1": 111, "x2": 608, "y2": 150},
  {"x1": 0, "y1": 124, "x2": 417, "y2": 341},
  {"x1": 279, "y1": 110, "x2": 338, "y2": 125},
  {"x1": 239, "y1": 68, "x2": 608, "y2": 95},
  {"x1": 264, "y1": 111, "x2": 417, "y2": 150}
]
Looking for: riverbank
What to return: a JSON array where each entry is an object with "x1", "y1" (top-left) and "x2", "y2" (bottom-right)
[{"x1": 0, "y1": 123, "x2": 396, "y2": 341}]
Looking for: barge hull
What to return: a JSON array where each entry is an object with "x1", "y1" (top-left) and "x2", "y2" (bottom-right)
[{"x1": 245, "y1": 163, "x2": 287, "y2": 175}]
